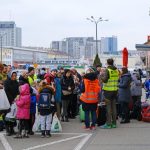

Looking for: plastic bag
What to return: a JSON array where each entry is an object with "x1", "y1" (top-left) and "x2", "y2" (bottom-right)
[
  {"x1": 0, "y1": 89, "x2": 10, "y2": 110},
  {"x1": 51, "y1": 113, "x2": 62, "y2": 132},
  {"x1": 33, "y1": 114, "x2": 41, "y2": 132}
]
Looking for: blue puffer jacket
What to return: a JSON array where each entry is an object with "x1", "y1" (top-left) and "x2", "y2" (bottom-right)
[
  {"x1": 54, "y1": 77, "x2": 62, "y2": 103},
  {"x1": 30, "y1": 95, "x2": 36, "y2": 114}
]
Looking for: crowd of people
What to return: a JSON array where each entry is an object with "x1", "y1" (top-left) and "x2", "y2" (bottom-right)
[{"x1": 0, "y1": 58, "x2": 147, "y2": 139}]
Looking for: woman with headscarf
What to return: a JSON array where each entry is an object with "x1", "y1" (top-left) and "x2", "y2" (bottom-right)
[
  {"x1": 4, "y1": 72, "x2": 19, "y2": 135},
  {"x1": 61, "y1": 69, "x2": 75, "y2": 122},
  {"x1": 4, "y1": 72, "x2": 19, "y2": 105}
]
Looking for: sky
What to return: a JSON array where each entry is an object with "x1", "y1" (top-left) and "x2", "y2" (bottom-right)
[{"x1": 0, "y1": 0, "x2": 150, "y2": 50}]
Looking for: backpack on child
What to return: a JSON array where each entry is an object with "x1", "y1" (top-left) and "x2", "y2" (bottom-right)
[{"x1": 38, "y1": 93, "x2": 52, "y2": 109}]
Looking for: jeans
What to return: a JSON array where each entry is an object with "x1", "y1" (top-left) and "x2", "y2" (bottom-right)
[{"x1": 84, "y1": 110, "x2": 97, "y2": 128}]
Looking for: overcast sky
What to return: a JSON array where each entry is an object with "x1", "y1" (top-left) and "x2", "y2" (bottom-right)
[{"x1": 0, "y1": 0, "x2": 150, "y2": 50}]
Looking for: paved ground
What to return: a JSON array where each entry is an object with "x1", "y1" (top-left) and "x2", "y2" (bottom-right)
[{"x1": 0, "y1": 117, "x2": 150, "y2": 150}]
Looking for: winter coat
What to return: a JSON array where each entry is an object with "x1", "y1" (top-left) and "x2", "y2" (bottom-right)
[
  {"x1": 118, "y1": 73, "x2": 132, "y2": 103},
  {"x1": 61, "y1": 75, "x2": 75, "y2": 100},
  {"x1": 16, "y1": 84, "x2": 31, "y2": 120},
  {"x1": 81, "y1": 72, "x2": 99, "y2": 111},
  {"x1": 54, "y1": 77, "x2": 61, "y2": 103},
  {"x1": 130, "y1": 74, "x2": 142, "y2": 96},
  {"x1": 4, "y1": 78, "x2": 19, "y2": 105}
]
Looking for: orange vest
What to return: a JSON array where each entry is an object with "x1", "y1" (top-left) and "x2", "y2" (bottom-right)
[{"x1": 80, "y1": 79, "x2": 100, "y2": 104}]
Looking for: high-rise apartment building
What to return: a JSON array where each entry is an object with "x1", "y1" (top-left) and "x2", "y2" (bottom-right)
[
  {"x1": 0, "y1": 21, "x2": 22, "y2": 47},
  {"x1": 51, "y1": 37, "x2": 100, "y2": 59},
  {"x1": 101, "y1": 36, "x2": 118, "y2": 54}
]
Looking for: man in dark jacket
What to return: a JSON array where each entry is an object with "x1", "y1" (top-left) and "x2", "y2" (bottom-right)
[{"x1": 100, "y1": 58, "x2": 119, "y2": 129}]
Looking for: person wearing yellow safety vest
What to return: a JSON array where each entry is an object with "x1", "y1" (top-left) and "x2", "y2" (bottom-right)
[
  {"x1": 28, "y1": 67, "x2": 37, "y2": 86},
  {"x1": 80, "y1": 67, "x2": 100, "y2": 130},
  {"x1": 100, "y1": 58, "x2": 119, "y2": 129}
]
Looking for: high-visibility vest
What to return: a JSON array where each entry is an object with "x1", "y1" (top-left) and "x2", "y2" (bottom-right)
[
  {"x1": 28, "y1": 74, "x2": 37, "y2": 85},
  {"x1": 80, "y1": 79, "x2": 100, "y2": 104},
  {"x1": 0, "y1": 115, "x2": 3, "y2": 121},
  {"x1": 103, "y1": 68, "x2": 119, "y2": 91}
]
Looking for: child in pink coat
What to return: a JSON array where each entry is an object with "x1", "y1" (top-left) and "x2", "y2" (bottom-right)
[{"x1": 15, "y1": 83, "x2": 31, "y2": 138}]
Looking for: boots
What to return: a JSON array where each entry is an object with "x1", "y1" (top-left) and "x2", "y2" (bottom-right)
[
  {"x1": 46, "y1": 130, "x2": 51, "y2": 138},
  {"x1": 10, "y1": 127, "x2": 16, "y2": 135},
  {"x1": 23, "y1": 130, "x2": 29, "y2": 138},
  {"x1": 41, "y1": 130, "x2": 45, "y2": 138},
  {"x1": 65, "y1": 116, "x2": 69, "y2": 122},
  {"x1": 61, "y1": 116, "x2": 64, "y2": 122},
  {"x1": 5, "y1": 126, "x2": 11, "y2": 136}
]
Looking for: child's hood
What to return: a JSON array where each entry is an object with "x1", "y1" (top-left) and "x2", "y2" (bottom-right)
[{"x1": 20, "y1": 83, "x2": 30, "y2": 95}]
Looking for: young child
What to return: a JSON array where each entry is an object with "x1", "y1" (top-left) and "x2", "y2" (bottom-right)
[
  {"x1": 5, "y1": 102, "x2": 17, "y2": 136},
  {"x1": 38, "y1": 81, "x2": 55, "y2": 138},
  {"x1": 15, "y1": 83, "x2": 31, "y2": 138}
]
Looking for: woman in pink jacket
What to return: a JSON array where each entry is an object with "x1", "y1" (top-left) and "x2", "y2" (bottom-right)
[{"x1": 15, "y1": 83, "x2": 30, "y2": 138}]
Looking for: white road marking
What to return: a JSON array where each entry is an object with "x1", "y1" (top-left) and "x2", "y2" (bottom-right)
[
  {"x1": 23, "y1": 133, "x2": 90, "y2": 150},
  {"x1": 0, "y1": 134, "x2": 13, "y2": 150},
  {"x1": 0, "y1": 132, "x2": 92, "y2": 150},
  {"x1": 74, "y1": 133, "x2": 92, "y2": 150}
]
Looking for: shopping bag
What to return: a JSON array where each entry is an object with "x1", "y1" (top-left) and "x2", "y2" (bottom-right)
[
  {"x1": 51, "y1": 113, "x2": 62, "y2": 132},
  {"x1": 0, "y1": 89, "x2": 10, "y2": 110},
  {"x1": 33, "y1": 115, "x2": 41, "y2": 132}
]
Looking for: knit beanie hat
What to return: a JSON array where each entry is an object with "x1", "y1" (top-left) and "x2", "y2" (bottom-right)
[{"x1": 28, "y1": 67, "x2": 34, "y2": 73}]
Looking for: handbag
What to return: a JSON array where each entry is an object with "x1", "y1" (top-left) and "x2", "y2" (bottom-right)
[
  {"x1": 0, "y1": 89, "x2": 10, "y2": 110},
  {"x1": 62, "y1": 90, "x2": 72, "y2": 95}
]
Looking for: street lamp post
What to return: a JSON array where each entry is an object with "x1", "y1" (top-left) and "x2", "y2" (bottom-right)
[
  {"x1": 0, "y1": 33, "x2": 7, "y2": 63},
  {"x1": 87, "y1": 16, "x2": 108, "y2": 55}
]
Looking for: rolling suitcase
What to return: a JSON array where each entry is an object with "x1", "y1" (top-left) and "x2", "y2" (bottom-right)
[{"x1": 97, "y1": 102, "x2": 106, "y2": 126}]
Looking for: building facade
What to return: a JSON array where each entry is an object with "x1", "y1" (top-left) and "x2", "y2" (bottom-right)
[
  {"x1": 0, "y1": 21, "x2": 22, "y2": 47},
  {"x1": 51, "y1": 37, "x2": 101, "y2": 59},
  {"x1": 101, "y1": 36, "x2": 118, "y2": 54},
  {"x1": 136, "y1": 36, "x2": 150, "y2": 70}
]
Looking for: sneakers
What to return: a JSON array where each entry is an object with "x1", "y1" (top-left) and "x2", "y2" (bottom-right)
[
  {"x1": 41, "y1": 131, "x2": 51, "y2": 138},
  {"x1": 14, "y1": 134, "x2": 22, "y2": 139},
  {"x1": 83, "y1": 126, "x2": 96, "y2": 130},
  {"x1": 100, "y1": 124, "x2": 112, "y2": 129},
  {"x1": 111, "y1": 123, "x2": 117, "y2": 128},
  {"x1": 83, "y1": 126, "x2": 91, "y2": 131},
  {"x1": 120, "y1": 119, "x2": 130, "y2": 124},
  {"x1": 90, "y1": 126, "x2": 96, "y2": 130}
]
